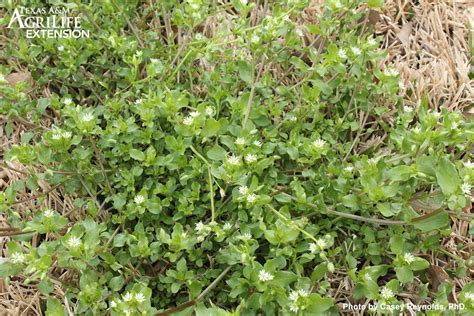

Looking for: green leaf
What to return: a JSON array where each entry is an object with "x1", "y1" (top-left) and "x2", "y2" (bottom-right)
[
  {"x1": 46, "y1": 298, "x2": 66, "y2": 316},
  {"x1": 436, "y1": 158, "x2": 459, "y2": 196},
  {"x1": 271, "y1": 271, "x2": 297, "y2": 287},
  {"x1": 395, "y1": 266, "x2": 413, "y2": 283},
  {"x1": 206, "y1": 145, "x2": 227, "y2": 161},
  {"x1": 0, "y1": 262, "x2": 22, "y2": 277},
  {"x1": 376, "y1": 203, "x2": 391, "y2": 217},
  {"x1": 109, "y1": 275, "x2": 125, "y2": 291},
  {"x1": 389, "y1": 234, "x2": 405, "y2": 254},
  {"x1": 416, "y1": 155, "x2": 436, "y2": 177},
  {"x1": 311, "y1": 263, "x2": 328, "y2": 282},
  {"x1": 306, "y1": 294, "x2": 333, "y2": 314},
  {"x1": 342, "y1": 194, "x2": 358, "y2": 209},
  {"x1": 367, "y1": 0, "x2": 383, "y2": 8},
  {"x1": 409, "y1": 257, "x2": 429, "y2": 271},
  {"x1": 38, "y1": 279, "x2": 54, "y2": 295},
  {"x1": 238, "y1": 61, "x2": 253, "y2": 84},
  {"x1": 201, "y1": 118, "x2": 220, "y2": 137},
  {"x1": 129, "y1": 148, "x2": 145, "y2": 161},
  {"x1": 412, "y1": 210, "x2": 449, "y2": 232}
]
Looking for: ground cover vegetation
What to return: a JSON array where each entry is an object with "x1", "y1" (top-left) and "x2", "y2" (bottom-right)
[{"x1": 0, "y1": 0, "x2": 473, "y2": 315}]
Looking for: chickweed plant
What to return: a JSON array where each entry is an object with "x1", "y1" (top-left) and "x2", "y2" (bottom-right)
[{"x1": 0, "y1": 0, "x2": 473, "y2": 315}]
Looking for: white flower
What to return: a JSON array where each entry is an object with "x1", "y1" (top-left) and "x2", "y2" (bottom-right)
[
  {"x1": 464, "y1": 161, "x2": 474, "y2": 169},
  {"x1": 58, "y1": 45, "x2": 64, "y2": 51},
  {"x1": 135, "y1": 99, "x2": 143, "y2": 105},
  {"x1": 432, "y1": 111, "x2": 441, "y2": 118},
  {"x1": 259, "y1": 269, "x2": 274, "y2": 282},
  {"x1": 253, "y1": 140, "x2": 262, "y2": 147},
  {"x1": 239, "y1": 186, "x2": 249, "y2": 195},
  {"x1": 380, "y1": 287, "x2": 394, "y2": 300},
  {"x1": 44, "y1": 209, "x2": 55, "y2": 218},
  {"x1": 189, "y1": 111, "x2": 200, "y2": 117},
  {"x1": 188, "y1": 0, "x2": 201, "y2": 10},
  {"x1": 251, "y1": 34, "x2": 260, "y2": 44},
  {"x1": 289, "y1": 304, "x2": 299, "y2": 313},
  {"x1": 335, "y1": 0, "x2": 343, "y2": 8},
  {"x1": 464, "y1": 292, "x2": 474, "y2": 301},
  {"x1": 110, "y1": 300, "x2": 117, "y2": 308},
  {"x1": 123, "y1": 292, "x2": 133, "y2": 301},
  {"x1": 183, "y1": 116, "x2": 194, "y2": 125},
  {"x1": 235, "y1": 137, "x2": 245, "y2": 145},
  {"x1": 368, "y1": 37, "x2": 377, "y2": 46},
  {"x1": 223, "y1": 222, "x2": 232, "y2": 230},
  {"x1": 0, "y1": 74, "x2": 6, "y2": 83},
  {"x1": 246, "y1": 193, "x2": 257, "y2": 203},
  {"x1": 399, "y1": 81, "x2": 406, "y2": 91},
  {"x1": 195, "y1": 33, "x2": 204, "y2": 40},
  {"x1": 368, "y1": 158, "x2": 378, "y2": 165},
  {"x1": 403, "y1": 106, "x2": 413, "y2": 113},
  {"x1": 295, "y1": 28, "x2": 304, "y2": 37},
  {"x1": 195, "y1": 221, "x2": 205, "y2": 232},
  {"x1": 205, "y1": 106, "x2": 215, "y2": 116},
  {"x1": 288, "y1": 288, "x2": 309, "y2": 312},
  {"x1": 413, "y1": 127, "x2": 421, "y2": 134},
  {"x1": 289, "y1": 290, "x2": 299, "y2": 302},
  {"x1": 245, "y1": 153, "x2": 257, "y2": 163},
  {"x1": 384, "y1": 68, "x2": 399, "y2": 77},
  {"x1": 351, "y1": 47, "x2": 361, "y2": 55},
  {"x1": 10, "y1": 252, "x2": 25, "y2": 264},
  {"x1": 227, "y1": 155, "x2": 241, "y2": 166},
  {"x1": 52, "y1": 129, "x2": 72, "y2": 140},
  {"x1": 51, "y1": 131, "x2": 62, "y2": 140},
  {"x1": 403, "y1": 253, "x2": 415, "y2": 264},
  {"x1": 344, "y1": 165, "x2": 354, "y2": 172},
  {"x1": 67, "y1": 236, "x2": 81, "y2": 248},
  {"x1": 316, "y1": 238, "x2": 327, "y2": 249},
  {"x1": 240, "y1": 0, "x2": 248, "y2": 5},
  {"x1": 80, "y1": 112, "x2": 94, "y2": 122},
  {"x1": 134, "y1": 195, "x2": 145, "y2": 205},
  {"x1": 461, "y1": 183, "x2": 472, "y2": 196},
  {"x1": 64, "y1": 98, "x2": 72, "y2": 105},
  {"x1": 338, "y1": 49, "x2": 347, "y2": 59},
  {"x1": 298, "y1": 289, "x2": 309, "y2": 297},
  {"x1": 134, "y1": 292, "x2": 146, "y2": 303},
  {"x1": 150, "y1": 58, "x2": 160, "y2": 63},
  {"x1": 309, "y1": 243, "x2": 317, "y2": 254},
  {"x1": 312, "y1": 139, "x2": 326, "y2": 149},
  {"x1": 241, "y1": 233, "x2": 252, "y2": 240}
]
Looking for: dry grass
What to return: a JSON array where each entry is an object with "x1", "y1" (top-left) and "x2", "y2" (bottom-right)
[
  {"x1": 378, "y1": 0, "x2": 473, "y2": 112},
  {"x1": 0, "y1": 0, "x2": 472, "y2": 314}
]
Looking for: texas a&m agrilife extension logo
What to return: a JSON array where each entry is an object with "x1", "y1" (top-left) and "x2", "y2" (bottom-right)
[{"x1": 7, "y1": 6, "x2": 90, "y2": 38}]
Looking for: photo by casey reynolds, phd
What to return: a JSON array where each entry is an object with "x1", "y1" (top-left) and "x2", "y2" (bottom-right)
[{"x1": 342, "y1": 302, "x2": 466, "y2": 312}]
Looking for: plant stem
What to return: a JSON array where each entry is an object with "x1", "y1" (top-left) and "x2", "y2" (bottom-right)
[
  {"x1": 208, "y1": 167, "x2": 215, "y2": 222},
  {"x1": 190, "y1": 145, "x2": 215, "y2": 222},
  {"x1": 156, "y1": 266, "x2": 232, "y2": 316},
  {"x1": 278, "y1": 192, "x2": 405, "y2": 225},
  {"x1": 266, "y1": 204, "x2": 320, "y2": 243}
]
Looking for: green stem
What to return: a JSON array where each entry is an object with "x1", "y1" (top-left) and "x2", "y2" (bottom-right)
[
  {"x1": 266, "y1": 204, "x2": 319, "y2": 243},
  {"x1": 279, "y1": 193, "x2": 405, "y2": 226},
  {"x1": 208, "y1": 167, "x2": 215, "y2": 223},
  {"x1": 190, "y1": 145, "x2": 215, "y2": 222}
]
